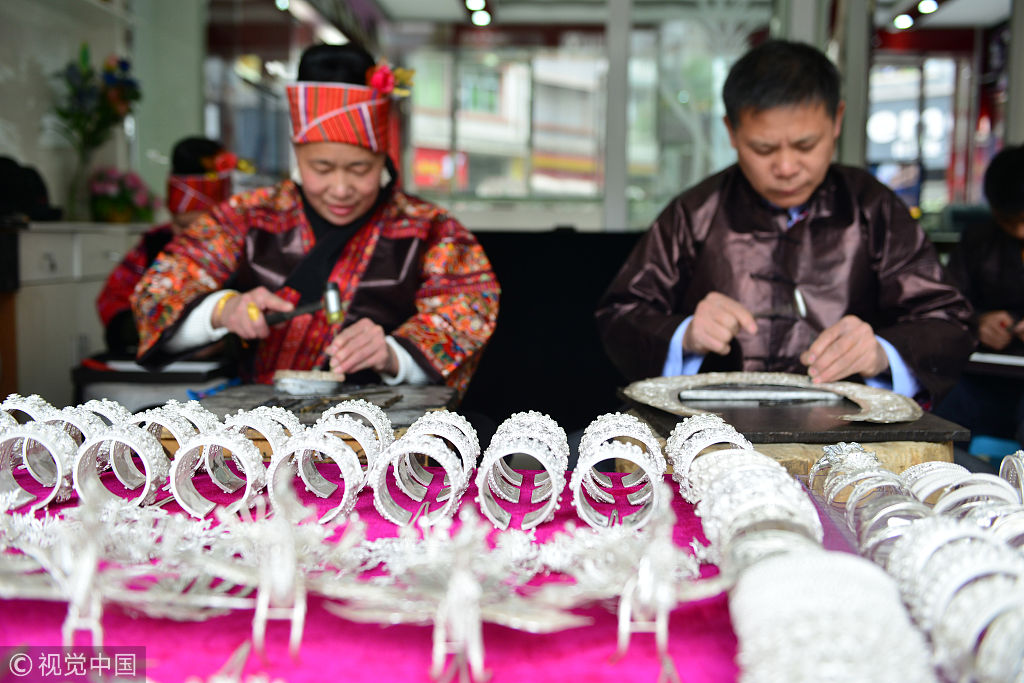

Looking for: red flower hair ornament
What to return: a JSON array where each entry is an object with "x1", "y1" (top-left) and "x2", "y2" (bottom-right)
[{"x1": 365, "y1": 61, "x2": 413, "y2": 97}]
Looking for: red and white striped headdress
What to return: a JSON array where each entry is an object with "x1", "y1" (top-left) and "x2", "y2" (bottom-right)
[
  {"x1": 286, "y1": 82, "x2": 392, "y2": 152},
  {"x1": 165, "y1": 172, "x2": 231, "y2": 214}
]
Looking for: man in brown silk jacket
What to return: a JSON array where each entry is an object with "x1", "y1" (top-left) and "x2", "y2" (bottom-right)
[{"x1": 596, "y1": 40, "x2": 974, "y2": 406}]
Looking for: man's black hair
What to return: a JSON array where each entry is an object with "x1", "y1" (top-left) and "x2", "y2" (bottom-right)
[
  {"x1": 297, "y1": 43, "x2": 375, "y2": 84},
  {"x1": 983, "y1": 144, "x2": 1024, "y2": 216},
  {"x1": 722, "y1": 39, "x2": 841, "y2": 127}
]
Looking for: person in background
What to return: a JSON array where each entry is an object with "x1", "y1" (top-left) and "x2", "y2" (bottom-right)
[
  {"x1": 96, "y1": 137, "x2": 235, "y2": 354},
  {"x1": 934, "y1": 144, "x2": 1024, "y2": 447},
  {"x1": 131, "y1": 43, "x2": 499, "y2": 395},
  {"x1": 595, "y1": 39, "x2": 974, "y2": 407}
]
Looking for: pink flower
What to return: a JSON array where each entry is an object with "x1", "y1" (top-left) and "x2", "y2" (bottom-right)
[
  {"x1": 133, "y1": 189, "x2": 149, "y2": 207},
  {"x1": 367, "y1": 63, "x2": 395, "y2": 94},
  {"x1": 123, "y1": 172, "x2": 143, "y2": 189}
]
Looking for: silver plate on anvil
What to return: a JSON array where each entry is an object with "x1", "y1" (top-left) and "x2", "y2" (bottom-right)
[{"x1": 624, "y1": 371, "x2": 923, "y2": 424}]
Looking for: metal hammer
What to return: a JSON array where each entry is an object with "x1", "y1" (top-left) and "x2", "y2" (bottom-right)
[{"x1": 264, "y1": 282, "x2": 343, "y2": 326}]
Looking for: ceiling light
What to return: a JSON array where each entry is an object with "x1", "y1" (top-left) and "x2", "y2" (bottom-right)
[
  {"x1": 917, "y1": 0, "x2": 939, "y2": 13},
  {"x1": 893, "y1": 14, "x2": 914, "y2": 29},
  {"x1": 466, "y1": 0, "x2": 486, "y2": 11},
  {"x1": 275, "y1": 0, "x2": 289, "y2": 10},
  {"x1": 471, "y1": 10, "x2": 491, "y2": 26}
]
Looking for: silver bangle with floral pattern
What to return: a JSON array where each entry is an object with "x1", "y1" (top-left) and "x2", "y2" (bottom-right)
[
  {"x1": 74, "y1": 424, "x2": 169, "y2": 507},
  {"x1": 475, "y1": 434, "x2": 564, "y2": 530},
  {"x1": 0, "y1": 422, "x2": 78, "y2": 510},
  {"x1": 370, "y1": 433, "x2": 466, "y2": 526},
  {"x1": 267, "y1": 430, "x2": 365, "y2": 524},
  {"x1": 168, "y1": 427, "x2": 267, "y2": 518}
]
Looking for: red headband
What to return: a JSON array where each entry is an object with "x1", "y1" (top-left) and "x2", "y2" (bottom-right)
[
  {"x1": 166, "y1": 172, "x2": 231, "y2": 214},
  {"x1": 286, "y1": 82, "x2": 391, "y2": 152}
]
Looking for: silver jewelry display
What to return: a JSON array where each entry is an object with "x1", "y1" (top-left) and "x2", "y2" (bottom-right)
[
  {"x1": 0, "y1": 422, "x2": 78, "y2": 510},
  {"x1": 73, "y1": 424, "x2": 170, "y2": 507}
]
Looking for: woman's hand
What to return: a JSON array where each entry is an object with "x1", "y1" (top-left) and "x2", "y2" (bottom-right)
[
  {"x1": 211, "y1": 287, "x2": 294, "y2": 339},
  {"x1": 324, "y1": 318, "x2": 399, "y2": 377}
]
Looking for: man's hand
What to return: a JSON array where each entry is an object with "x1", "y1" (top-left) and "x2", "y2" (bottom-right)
[
  {"x1": 212, "y1": 287, "x2": 294, "y2": 339},
  {"x1": 683, "y1": 292, "x2": 758, "y2": 356},
  {"x1": 800, "y1": 315, "x2": 888, "y2": 383},
  {"x1": 324, "y1": 318, "x2": 398, "y2": 377},
  {"x1": 977, "y1": 310, "x2": 1017, "y2": 350}
]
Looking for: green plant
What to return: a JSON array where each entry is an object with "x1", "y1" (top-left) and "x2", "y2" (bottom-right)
[{"x1": 54, "y1": 43, "x2": 141, "y2": 154}]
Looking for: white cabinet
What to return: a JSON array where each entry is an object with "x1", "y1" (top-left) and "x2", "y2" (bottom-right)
[{"x1": 15, "y1": 222, "x2": 148, "y2": 407}]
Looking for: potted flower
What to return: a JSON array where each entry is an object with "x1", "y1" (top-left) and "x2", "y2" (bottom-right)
[
  {"x1": 88, "y1": 167, "x2": 159, "y2": 223},
  {"x1": 52, "y1": 43, "x2": 142, "y2": 220}
]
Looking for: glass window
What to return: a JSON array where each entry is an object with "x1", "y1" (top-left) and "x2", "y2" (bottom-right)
[{"x1": 867, "y1": 55, "x2": 973, "y2": 216}]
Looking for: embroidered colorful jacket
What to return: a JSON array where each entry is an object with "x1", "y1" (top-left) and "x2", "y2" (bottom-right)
[
  {"x1": 97, "y1": 223, "x2": 173, "y2": 327},
  {"x1": 131, "y1": 181, "x2": 500, "y2": 395}
]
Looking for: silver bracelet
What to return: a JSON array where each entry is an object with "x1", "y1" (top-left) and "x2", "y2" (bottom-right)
[
  {"x1": 0, "y1": 422, "x2": 78, "y2": 510},
  {"x1": 309, "y1": 413, "x2": 383, "y2": 474},
  {"x1": 1, "y1": 393, "x2": 59, "y2": 424},
  {"x1": 475, "y1": 434, "x2": 565, "y2": 530},
  {"x1": 74, "y1": 424, "x2": 169, "y2": 507},
  {"x1": 220, "y1": 408, "x2": 291, "y2": 492},
  {"x1": 127, "y1": 406, "x2": 199, "y2": 489},
  {"x1": 79, "y1": 398, "x2": 133, "y2": 427},
  {"x1": 370, "y1": 433, "x2": 466, "y2": 526},
  {"x1": 931, "y1": 473, "x2": 1022, "y2": 516},
  {"x1": 404, "y1": 411, "x2": 480, "y2": 502},
  {"x1": 492, "y1": 411, "x2": 569, "y2": 490},
  {"x1": 569, "y1": 441, "x2": 666, "y2": 530},
  {"x1": 998, "y1": 452, "x2": 1024, "y2": 499},
  {"x1": 683, "y1": 448, "x2": 785, "y2": 504},
  {"x1": 806, "y1": 442, "x2": 876, "y2": 494},
  {"x1": 578, "y1": 412, "x2": 663, "y2": 504},
  {"x1": 168, "y1": 426, "x2": 267, "y2": 518},
  {"x1": 667, "y1": 425, "x2": 751, "y2": 501},
  {"x1": 884, "y1": 516, "x2": 991, "y2": 592},
  {"x1": 267, "y1": 430, "x2": 364, "y2": 524},
  {"x1": 320, "y1": 399, "x2": 394, "y2": 451},
  {"x1": 913, "y1": 537, "x2": 1024, "y2": 633}
]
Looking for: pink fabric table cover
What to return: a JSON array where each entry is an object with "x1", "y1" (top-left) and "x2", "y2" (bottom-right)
[{"x1": 1, "y1": 464, "x2": 840, "y2": 683}]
